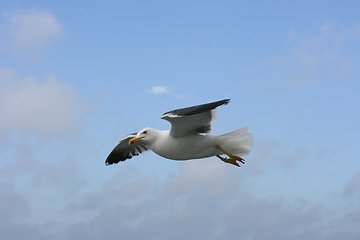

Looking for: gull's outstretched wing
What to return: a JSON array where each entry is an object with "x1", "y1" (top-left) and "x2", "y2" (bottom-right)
[
  {"x1": 161, "y1": 99, "x2": 230, "y2": 138},
  {"x1": 105, "y1": 132, "x2": 150, "y2": 165}
]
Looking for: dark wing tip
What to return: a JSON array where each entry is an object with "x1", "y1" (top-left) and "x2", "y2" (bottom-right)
[
  {"x1": 105, "y1": 149, "x2": 131, "y2": 165},
  {"x1": 161, "y1": 98, "x2": 230, "y2": 117},
  {"x1": 105, "y1": 132, "x2": 149, "y2": 166}
]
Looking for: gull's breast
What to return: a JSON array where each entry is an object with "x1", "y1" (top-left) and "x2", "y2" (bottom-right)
[{"x1": 151, "y1": 132, "x2": 220, "y2": 160}]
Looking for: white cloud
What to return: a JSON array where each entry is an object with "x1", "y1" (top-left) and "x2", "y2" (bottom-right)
[
  {"x1": 61, "y1": 175, "x2": 360, "y2": 240},
  {"x1": 246, "y1": 140, "x2": 311, "y2": 175},
  {"x1": 2, "y1": 151, "x2": 360, "y2": 240},
  {"x1": 0, "y1": 68, "x2": 88, "y2": 140},
  {"x1": 147, "y1": 86, "x2": 169, "y2": 94},
  {"x1": 163, "y1": 159, "x2": 243, "y2": 199},
  {"x1": 3, "y1": 9, "x2": 64, "y2": 50}
]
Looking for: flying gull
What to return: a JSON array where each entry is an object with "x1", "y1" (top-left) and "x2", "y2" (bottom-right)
[{"x1": 105, "y1": 99, "x2": 253, "y2": 167}]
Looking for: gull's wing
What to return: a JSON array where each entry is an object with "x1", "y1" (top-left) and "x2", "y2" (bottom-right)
[
  {"x1": 161, "y1": 99, "x2": 230, "y2": 138},
  {"x1": 105, "y1": 132, "x2": 150, "y2": 165}
]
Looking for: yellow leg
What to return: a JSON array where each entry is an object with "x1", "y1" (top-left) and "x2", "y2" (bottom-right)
[{"x1": 216, "y1": 145, "x2": 245, "y2": 167}]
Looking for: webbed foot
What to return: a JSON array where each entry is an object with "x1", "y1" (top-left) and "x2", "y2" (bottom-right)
[{"x1": 215, "y1": 145, "x2": 245, "y2": 167}]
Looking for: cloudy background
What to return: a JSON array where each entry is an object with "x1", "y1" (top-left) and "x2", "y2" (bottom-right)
[{"x1": 0, "y1": 1, "x2": 359, "y2": 239}]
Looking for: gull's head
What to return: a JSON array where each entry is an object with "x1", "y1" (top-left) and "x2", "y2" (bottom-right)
[{"x1": 129, "y1": 128, "x2": 157, "y2": 145}]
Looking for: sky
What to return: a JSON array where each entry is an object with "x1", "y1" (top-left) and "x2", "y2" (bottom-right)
[{"x1": 0, "y1": 0, "x2": 360, "y2": 239}]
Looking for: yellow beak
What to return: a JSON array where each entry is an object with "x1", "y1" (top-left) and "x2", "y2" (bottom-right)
[{"x1": 129, "y1": 137, "x2": 143, "y2": 145}]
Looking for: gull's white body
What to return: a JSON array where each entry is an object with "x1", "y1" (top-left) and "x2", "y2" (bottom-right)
[
  {"x1": 135, "y1": 127, "x2": 253, "y2": 161},
  {"x1": 105, "y1": 99, "x2": 254, "y2": 166},
  {"x1": 144, "y1": 129, "x2": 219, "y2": 160}
]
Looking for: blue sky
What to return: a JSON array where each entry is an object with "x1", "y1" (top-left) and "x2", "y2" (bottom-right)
[{"x1": 0, "y1": 1, "x2": 360, "y2": 239}]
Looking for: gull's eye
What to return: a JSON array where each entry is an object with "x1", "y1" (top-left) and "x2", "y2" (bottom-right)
[{"x1": 143, "y1": 130, "x2": 147, "y2": 134}]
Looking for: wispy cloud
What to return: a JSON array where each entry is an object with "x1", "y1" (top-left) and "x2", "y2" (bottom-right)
[
  {"x1": 147, "y1": 86, "x2": 169, "y2": 94},
  {"x1": 270, "y1": 21, "x2": 360, "y2": 86},
  {"x1": 146, "y1": 86, "x2": 187, "y2": 99},
  {"x1": 2, "y1": 9, "x2": 64, "y2": 51},
  {"x1": 0, "y1": 68, "x2": 88, "y2": 140},
  {"x1": 46, "y1": 160, "x2": 359, "y2": 240},
  {"x1": 343, "y1": 171, "x2": 360, "y2": 198}
]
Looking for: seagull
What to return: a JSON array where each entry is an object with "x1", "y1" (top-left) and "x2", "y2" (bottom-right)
[{"x1": 105, "y1": 99, "x2": 253, "y2": 167}]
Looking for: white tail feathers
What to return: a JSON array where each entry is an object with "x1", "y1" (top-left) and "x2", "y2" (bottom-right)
[{"x1": 219, "y1": 127, "x2": 254, "y2": 156}]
